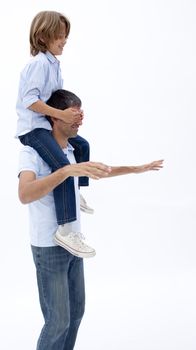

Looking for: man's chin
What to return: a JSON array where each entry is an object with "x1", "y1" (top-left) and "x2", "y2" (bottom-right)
[{"x1": 69, "y1": 132, "x2": 78, "y2": 138}]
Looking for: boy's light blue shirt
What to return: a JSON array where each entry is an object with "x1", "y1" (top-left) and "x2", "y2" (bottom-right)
[{"x1": 16, "y1": 51, "x2": 63, "y2": 137}]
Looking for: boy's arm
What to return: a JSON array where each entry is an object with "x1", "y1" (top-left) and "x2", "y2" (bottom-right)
[
  {"x1": 29, "y1": 100, "x2": 82, "y2": 124},
  {"x1": 18, "y1": 162, "x2": 111, "y2": 204}
]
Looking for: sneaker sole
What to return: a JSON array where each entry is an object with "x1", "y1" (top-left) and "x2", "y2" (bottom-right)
[{"x1": 54, "y1": 236, "x2": 96, "y2": 258}]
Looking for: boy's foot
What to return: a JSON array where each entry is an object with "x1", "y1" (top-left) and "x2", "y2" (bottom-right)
[
  {"x1": 80, "y1": 194, "x2": 94, "y2": 214},
  {"x1": 54, "y1": 226, "x2": 96, "y2": 258}
]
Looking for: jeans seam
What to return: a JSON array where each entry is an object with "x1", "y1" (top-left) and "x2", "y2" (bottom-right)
[
  {"x1": 36, "y1": 267, "x2": 51, "y2": 348},
  {"x1": 30, "y1": 133, "x2": 62, "y2": 169}
]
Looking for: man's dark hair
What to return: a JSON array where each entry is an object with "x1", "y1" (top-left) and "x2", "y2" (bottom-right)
[{"x1": 46, "y1": 89, "x2": 82, "y2": 125}]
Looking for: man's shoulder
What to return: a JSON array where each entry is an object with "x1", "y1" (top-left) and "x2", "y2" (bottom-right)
[
  {"x1": 19, "y1": 145, "x2": 39, "y2": 157},
  {"x1": 19, "y1": 146, "x2": 42, "y2": 168},
  {"x1": 19, "y1": 145, "x2": 51, "y2": 174}
]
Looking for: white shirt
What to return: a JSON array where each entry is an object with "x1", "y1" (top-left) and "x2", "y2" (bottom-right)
[
  {"x1": 16, "y1": 51, "x2": 63, "y2": 137},
  {"x1": 18, "y1": 144, "x2": 81, "y2": 247}
]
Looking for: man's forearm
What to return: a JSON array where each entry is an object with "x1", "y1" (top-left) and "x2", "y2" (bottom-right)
[
  {"x1": 20, "y1": 165, "x2": 131, "y2": 204},
  {"x1": 105, "y1": 161, "x2": 163, "y2": 177},
  {"x1": 107, "y1": 166, "x2": 138, "y2": 177},
  {"x1": 19, "y1": 161, "x2": 112, "y2": 204}
]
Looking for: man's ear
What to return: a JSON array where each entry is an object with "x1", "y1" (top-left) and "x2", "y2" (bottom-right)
[{"x1": 50, "y1": 117, "x2": 56, "y2": 123}]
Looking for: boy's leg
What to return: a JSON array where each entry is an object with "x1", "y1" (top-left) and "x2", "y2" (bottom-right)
[
  {"x1": 19, "y1": 129, "x2": 77, "y2": 224},
  {"x1": 69, "y1": 135, "x2": 94, "y2": 214},
  {"x1": 69, "y1": 135, "x2": 89, "y2": 186}
]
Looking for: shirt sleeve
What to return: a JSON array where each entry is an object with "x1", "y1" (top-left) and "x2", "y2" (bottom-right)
[
  {"x1": 18, "y1": 146, "x2": 40, "y2": 177},
  {"x1": 20, "y1": 60, "x2": 47, "y2": 109}
]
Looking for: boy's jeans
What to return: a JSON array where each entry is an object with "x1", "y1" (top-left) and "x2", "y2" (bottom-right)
[
  {"x1": 19, "y1": 129, "x2": 89, "y2": 224},
  {"x1": 31, "y1": 245, "x2": 85, "y2": 350}
]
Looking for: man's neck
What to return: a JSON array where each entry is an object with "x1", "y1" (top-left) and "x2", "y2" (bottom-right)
[{"x1": 52, "y1": 131, "x2": 68, "y2": 149}]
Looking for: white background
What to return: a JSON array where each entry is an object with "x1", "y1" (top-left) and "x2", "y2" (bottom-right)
[{"x1": 1, "y1": 0, "x2": 196, "y2": 349}]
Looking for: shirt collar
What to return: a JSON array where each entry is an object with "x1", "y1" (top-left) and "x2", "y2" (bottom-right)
[
  {"x1": 67, "y1": 143, "x2": 74, "y2": 151},
  {"x1": 45, "y1": 51, "x2": 59, "y2": 64},
  {"x1": 62, "y1": 143, "x2": 74, "y2": 153}
]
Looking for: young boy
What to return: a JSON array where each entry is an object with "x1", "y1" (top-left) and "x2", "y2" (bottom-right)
[{"x1": 16, "y1": 11, "x2": 95, "y2": 258}]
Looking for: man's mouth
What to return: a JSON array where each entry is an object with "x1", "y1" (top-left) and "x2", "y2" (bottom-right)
[{"x1": 71, "y1": 123, "x2": 79, "y2": 130}]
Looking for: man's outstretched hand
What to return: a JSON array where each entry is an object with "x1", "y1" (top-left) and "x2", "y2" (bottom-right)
[
  {"x1": 66, "y1": 159, "x2": 164, "y2": 180},
  {"x1": 96, "y1": 159, "x2": 164, "y2": 178},
  {"x1": 134, "y1": 159, "x2": 164, "y2": 173}
]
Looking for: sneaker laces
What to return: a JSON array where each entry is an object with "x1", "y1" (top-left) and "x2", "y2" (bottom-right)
[
  {"x1": 65, "y1": 232, "x2": 94, "y2": 253},
  {"x1": 77, "y1": 232, "x2": 85, "y2": 240}
]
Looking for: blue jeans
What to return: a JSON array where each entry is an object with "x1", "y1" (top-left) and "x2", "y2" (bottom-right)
[
  {"x1": 19, "y1": 129, "x2": 89, "y2": 224},
  {"x1": 31, "y1": 245, "x2": 85, "y2": 350}
]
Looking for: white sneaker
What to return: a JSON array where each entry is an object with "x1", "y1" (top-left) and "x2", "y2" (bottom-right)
[
  {"x1": 80, "y1": 194, "x2": 94, "y2": 214},
  {"x1": 54, "y1": 226, "x2": 96, "y2": 258}
]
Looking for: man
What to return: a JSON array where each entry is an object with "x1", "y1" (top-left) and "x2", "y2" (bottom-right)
[{"x1": 18, "y1": 89, "x2": 163, "y2": 350}]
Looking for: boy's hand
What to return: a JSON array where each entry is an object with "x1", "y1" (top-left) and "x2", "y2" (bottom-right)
[{"x1": 60, "y1": 107, "x2": 83, "y2": 124}]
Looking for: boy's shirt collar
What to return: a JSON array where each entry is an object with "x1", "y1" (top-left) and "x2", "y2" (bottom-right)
[{"x1": 45, "y1": 50, "x2": 59, "y2": 64}]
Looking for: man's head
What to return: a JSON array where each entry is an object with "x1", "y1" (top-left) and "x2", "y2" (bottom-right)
[
  {"x1": 47, "y1": 89, "x2": 81, "y2": 111},
  {"x1": 46, "y1": 89, "x2": 82, "y2": 140}
]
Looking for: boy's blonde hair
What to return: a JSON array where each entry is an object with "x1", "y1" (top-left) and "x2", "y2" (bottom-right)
[{"x1": 30, "y1": 11, "x2": 71, "y2": 56}]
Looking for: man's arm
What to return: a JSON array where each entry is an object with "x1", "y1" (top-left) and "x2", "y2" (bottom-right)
[
  {"x1": 18, "y1": 160, "x2": 163, "y2": 204},
  {"x1": 106, "y1": 160, "x2": 164, "y2": 177},
  {"x1": 18, "y1": 162, "x2": 111, "y2": 204}
]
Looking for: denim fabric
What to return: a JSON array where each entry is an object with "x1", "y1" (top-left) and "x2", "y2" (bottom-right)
[
  {"x1": 69, "y1": 135, "x2": 89, "y2": 187},
  {"x1": 31, "y1": 245, "x2": 85, "y2": 350},
  {"x1": 19, "y1": 129, "x2": 89, "y2": 224}
]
